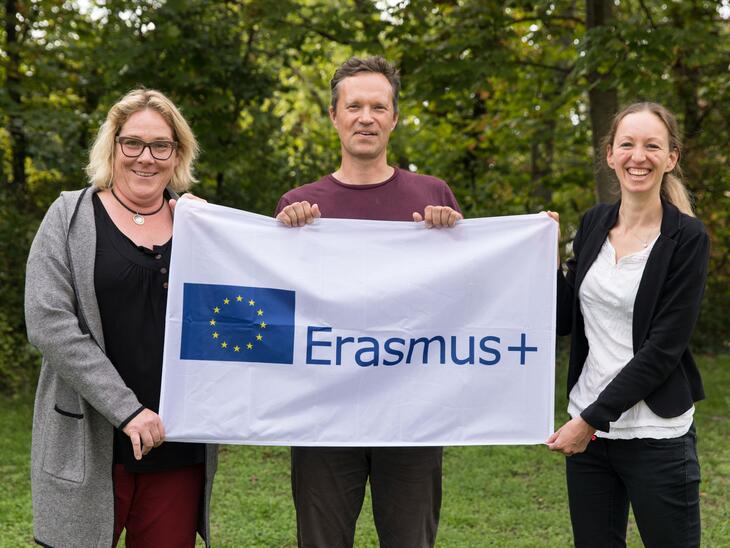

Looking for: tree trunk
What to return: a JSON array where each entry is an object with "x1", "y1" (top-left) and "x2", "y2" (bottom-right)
[
  {"x1": 530, "y1": 118, "x2": 555, "y2": 209},
  {"x1": 668, "y1": 5, "x2": 704, "y2": 189},
  {"x1": 216, "y1": 171, "x2": 224, "y2": 202},
  {"x1": 4, "y1": 0, "x2": 27, "y2": 199},
  {"x1": 586, "y1": 0, "x2": 618, "y2": 204}
]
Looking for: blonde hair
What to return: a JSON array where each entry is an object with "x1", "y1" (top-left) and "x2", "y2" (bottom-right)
[
  {"x1": 86, "y1": 88, "x2": 199, "y2": 192},
  {"x1": 603, "y1": 102, "x2": 694, "y2": 216}
]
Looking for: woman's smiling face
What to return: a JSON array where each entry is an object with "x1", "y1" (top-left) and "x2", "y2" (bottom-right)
[
  {"x1": 607, "y1": 110, "x2": 678, "y2": 199},
  {"x1": 113, "y1": 108, "x2": 178, "y2": 205}
]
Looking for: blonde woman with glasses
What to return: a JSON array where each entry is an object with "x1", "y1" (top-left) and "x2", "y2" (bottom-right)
[{"x1": 25, "y1": 89, "x2": 216, "y2": 548}]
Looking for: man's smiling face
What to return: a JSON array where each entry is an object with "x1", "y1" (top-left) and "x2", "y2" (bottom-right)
[{"x1": 329, "y1": 72, "x2": 398, "y2": 163}]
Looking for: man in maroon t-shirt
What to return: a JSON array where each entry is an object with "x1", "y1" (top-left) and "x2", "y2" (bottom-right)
[{"x1": 276, "y1": 56, "x2": 462, "y2": 548}]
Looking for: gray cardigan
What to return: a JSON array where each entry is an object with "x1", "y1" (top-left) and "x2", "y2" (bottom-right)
[{"x1": 25, "y1": 187, "x2": 217, "y2": 547}]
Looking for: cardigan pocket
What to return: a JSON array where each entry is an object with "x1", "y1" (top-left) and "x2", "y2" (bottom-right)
[{"x1": 41, "y1": 404, "x2": 86, "y2": 483}]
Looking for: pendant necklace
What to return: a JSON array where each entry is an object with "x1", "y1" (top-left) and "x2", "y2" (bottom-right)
[
  {"x1": 111, "y1": 188, "x2": 165, "y2": 225},
  {"x1": 619, "y1": 211, "x2": 659, "y2": 249},
  {"x1": 630, "y1": 231, "x2": 651, "y2": 248},
  {"x1": 628, "y1": 228, "x2": 659, "y2": 248}
]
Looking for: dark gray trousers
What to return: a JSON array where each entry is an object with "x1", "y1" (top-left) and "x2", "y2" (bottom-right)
[
  {"x1": 566, "y1": 427, "x2": 701, "y2": 548},
  {"x1": 291, "y1": 446, "x2": 443, "y2": 548}
]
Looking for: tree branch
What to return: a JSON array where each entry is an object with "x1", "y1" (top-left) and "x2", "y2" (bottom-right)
[
  {"x1": 274, "y1": 17, "x2": 354, "y2": 46},
  {"x1": 505, "y1": 15, "x2": 585, "y2": 28},
  {"x1": 512, "y1": 59, "x2": 574, "y2": 75},
  {"x1": 638, "y1": 0, "x2": 657, "y2": 29}
]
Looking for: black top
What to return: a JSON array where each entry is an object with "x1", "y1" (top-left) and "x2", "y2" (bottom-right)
[
  {"x1": 93, "y1": 193, "x2": 204, "y2": 472},
  {"x1": 556, "y1": 199, "x2": 709, "y2": 433}
]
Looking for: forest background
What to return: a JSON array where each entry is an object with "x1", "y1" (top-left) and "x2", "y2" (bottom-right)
[{"x1": 1, "y1": 0, "x2": 729, "y2": 393}]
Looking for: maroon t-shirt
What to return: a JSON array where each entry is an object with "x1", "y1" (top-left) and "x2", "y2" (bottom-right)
[{"x1": 275, "y1": 167, "x2": 461, "y2": 221}]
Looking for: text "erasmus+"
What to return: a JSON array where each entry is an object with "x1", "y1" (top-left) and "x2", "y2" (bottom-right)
[{"x1": 305, "y1": 327, "x2": 538, "y2": 368}]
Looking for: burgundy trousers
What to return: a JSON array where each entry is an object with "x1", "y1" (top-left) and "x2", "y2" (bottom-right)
[{"x1": 113, "y1": 463, "x2": 205, "y2": 548}]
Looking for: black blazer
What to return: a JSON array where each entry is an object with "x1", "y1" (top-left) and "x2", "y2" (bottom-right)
[{"x1": 556, "y1": 199, "x2": 709, "y2": 432}]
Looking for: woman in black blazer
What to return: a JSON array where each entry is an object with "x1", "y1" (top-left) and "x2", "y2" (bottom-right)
[{"x1": 546, "y1": 102, "x2": 709, "y2": 548}]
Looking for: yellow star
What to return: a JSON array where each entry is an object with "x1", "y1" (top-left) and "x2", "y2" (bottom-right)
[
  {"x1": 248, "y1": 299, "x2": 255, "y2": 306},
  {"x1": 257, "y1": 309, "x2": 264, "y2": 316},
  {"x1": 212, "y1": 332, "x2": 219, "y2": 339},
  {"x1": 234, "y1": 345, "x2": 240, "y2": 352},
  {"x1": 236, "y1": 295, "x2": 243, "y2": 302},
  {"x1": 209, "y1": 319, "x2": 216, "y2": 326},
  {"x1": 221, "y1": 341, "x2": 228, "y2": 348},
  {"x1": 223, "y1": 298, "x2": 230, "y2": 305},
  {"x1": 213, "y1": 307, "x2": 220, "y2": 314},
  {"x1": 260, "y1": 321, "x2": 267, "y2": 328},
  {"x1": 256, "y1": 334, "x2": 263, "y2": 341},
  {"x1": 246, "y1": 342, "x2": 253, "y2": 349}
]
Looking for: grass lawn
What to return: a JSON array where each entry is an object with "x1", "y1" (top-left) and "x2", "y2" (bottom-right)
[{"x1": 1, "y1": 355, "x2": 728, "y2": 547}]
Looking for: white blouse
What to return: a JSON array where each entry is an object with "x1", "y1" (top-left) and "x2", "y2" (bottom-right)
[{"x1": 568, "y1": 236, "x2": 694, "y2": 439}]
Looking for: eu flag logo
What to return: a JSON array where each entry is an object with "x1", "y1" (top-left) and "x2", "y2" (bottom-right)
[{"x1": 180, "y1": 283, "x2": 295, "y2": 364}]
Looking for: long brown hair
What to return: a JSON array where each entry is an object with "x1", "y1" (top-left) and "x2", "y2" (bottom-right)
[{"x1": 603, "y1": 102, "x2": 694, "y2": 216}]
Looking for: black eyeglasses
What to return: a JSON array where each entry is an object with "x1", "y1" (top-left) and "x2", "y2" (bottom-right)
[{"x1": 115, "y1": 136, "x2": 178, "y2": 160}]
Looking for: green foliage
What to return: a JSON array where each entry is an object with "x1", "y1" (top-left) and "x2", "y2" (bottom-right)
[
  {"x1": 1, "y1": 0, "x2": 729, "y2": 392},
  {"x1": 0, "y1": 196, "x2": 40, "y2": 394}
]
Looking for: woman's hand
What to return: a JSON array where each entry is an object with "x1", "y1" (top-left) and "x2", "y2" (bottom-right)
[
  {"x1": 122, "y1": 408, "x2": 166, "y2": 460},
  {"x1": 543, "y1": 210, "x2": 561, "y2": 267},
  {"x1": 169, "y1": 192, "x2": 207, "y2": 212},
  {"x1": 546, "y1": 416, "x2": 596, "y2": 456},
  {"x1": 277, "y1": 201, "x2": 321, "y2": 227}
]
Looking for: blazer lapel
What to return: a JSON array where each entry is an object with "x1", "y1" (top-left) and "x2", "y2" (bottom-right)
[
  {"x1": 631, "y1": 200, "x2": 680, "y2": 351},
  {"x1": 574, "y1": 202, "x2": 620, "y2": 291}
]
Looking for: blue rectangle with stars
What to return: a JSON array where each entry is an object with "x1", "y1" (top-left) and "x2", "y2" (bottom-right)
[{"x1": 180, "y1": 283, "x2": 295, "y2": 364}]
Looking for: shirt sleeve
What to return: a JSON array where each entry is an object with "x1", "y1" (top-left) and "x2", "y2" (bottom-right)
[
  {"x1": 274, "y1": 193, "x2": 291, "y2": 217},
  {"x1": 441, "y1": 182, "x2": 462, "y2": 214},
  {"x1": 556, "y1": 212, "x2": 588, "y2": 336}
]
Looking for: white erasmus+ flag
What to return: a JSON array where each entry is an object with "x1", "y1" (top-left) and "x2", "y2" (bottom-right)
[{"x1": 159, "y1": 199, "x2": 557, "y2": 446}]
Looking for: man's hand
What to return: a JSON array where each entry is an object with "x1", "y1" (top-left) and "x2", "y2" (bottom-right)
[
  {"x1": 122, "y1": 408, "x2": 165, "y2": 460},
  {"x1": 412, "y1": 205, "x2": 462, "y2": 228},
  {"x1": 277, "y1": 201, "x2": 321, "y2": 227},
  {"x1": 546, "y1": 416, "x2": 596, "y2": 456}
]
